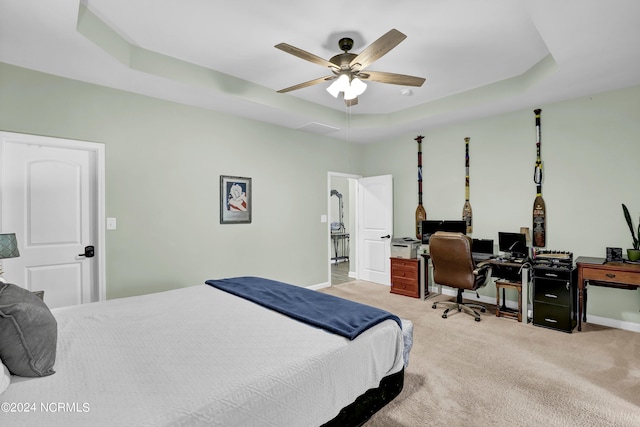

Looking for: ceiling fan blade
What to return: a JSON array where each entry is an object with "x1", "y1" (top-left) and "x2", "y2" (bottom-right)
[
  {"x1": 277, "y1": 76, "x2": 334, "y2": 93},
  {"x1": 275, "y1": 43, "x2": 338, "y2": 70},
  {"x1": 349, "y1": 29, "x2": 407, "y2": 71},
  {"x1": 361, "y1": 71, "x2": 426, "y2": 87},
  {"x1": 345, "y1": 97, "x2": 358, "y2": 107}
]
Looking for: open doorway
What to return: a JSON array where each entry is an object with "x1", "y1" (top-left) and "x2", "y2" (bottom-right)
[{"x1": 328, "y1": 173, "x2": 358, "y2": 285}]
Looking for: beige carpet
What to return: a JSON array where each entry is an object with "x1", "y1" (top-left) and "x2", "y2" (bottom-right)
[{"x1": 320, "y1": 281, "x2": 640, "y2": 427}]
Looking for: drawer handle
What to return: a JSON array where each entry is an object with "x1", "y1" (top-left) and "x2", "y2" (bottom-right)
[
  {"x1": 544, "y1": 318, "x2": 558, "y2": 323},
  {"x1": 544, "y1": 294, "x2": 558, "y2": 299},
  {"x1": 606, "y1": 273, "x2": 616, "y2": 279},
  {"x1": 545, "y1": 273, "x2": 558, "y2": 278}
]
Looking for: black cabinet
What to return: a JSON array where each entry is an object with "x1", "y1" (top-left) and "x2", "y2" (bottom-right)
[{"x1": 533, "y1": 267, "x2": 577, "y2": 333}]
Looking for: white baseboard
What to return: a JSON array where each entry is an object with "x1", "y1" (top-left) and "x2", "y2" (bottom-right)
[
  {"x1": 583, "y1": 314, "x2": 640, "y2": 333},
  {"x1": 308, "y1": 282, "x2": 330, "y2": 290}
]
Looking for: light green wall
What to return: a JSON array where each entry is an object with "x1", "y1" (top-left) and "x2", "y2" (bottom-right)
[
  {"x1": 0, "y1": 62, "x2": 364, "y2": 298},
  {"x1": 362, "y1": 85, "x2": 640, "y2": 325},
  {"x1": 3, "y1": 60, "x2": 640, "y2": 328}
]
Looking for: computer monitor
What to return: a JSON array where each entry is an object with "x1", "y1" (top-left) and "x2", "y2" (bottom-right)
[
  {"x1": 472, "y1": 238, "x2": 494, "y2": 255},
  {"x1": 421, "y1": 220, "x2": 467, "y2": 244},
  {"x1": 498, "y1": 232, "x2": 528, "y2": 258}
]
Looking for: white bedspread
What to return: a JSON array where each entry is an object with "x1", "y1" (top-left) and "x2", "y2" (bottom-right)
[{"x1": 2, "y1": 284, "x2": 404, "y2": 426}]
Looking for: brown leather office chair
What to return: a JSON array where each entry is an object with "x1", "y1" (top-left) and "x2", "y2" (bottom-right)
[{"x1": 429, "y1": 231, "x2": 492, "y2": 321}]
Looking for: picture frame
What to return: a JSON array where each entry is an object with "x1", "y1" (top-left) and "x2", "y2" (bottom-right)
[
  {"x1": 220, "y1": 175, "x2": 252, "y2": 224},
  {"x1": 606, "y1": 247, "x2": 622, "y2": 262}
]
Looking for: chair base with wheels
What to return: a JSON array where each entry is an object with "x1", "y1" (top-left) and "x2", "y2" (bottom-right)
[{"x1": 432, "y1": 288, "x2": 486, "y2": 321}]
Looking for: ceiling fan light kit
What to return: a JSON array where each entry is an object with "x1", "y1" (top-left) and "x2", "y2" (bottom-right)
[
  {"x1": 326, "y1": 74, "x2": 349, "y2": 97},
  {"x1": 276, "y1": 29, "x2": 425, "y2": 106},
  {"x1": 346, "y1": 77, "x2": 367, "y2": 99},
  {"x1": 327, "y1": 74, "x2": 367, "y2": 100}
]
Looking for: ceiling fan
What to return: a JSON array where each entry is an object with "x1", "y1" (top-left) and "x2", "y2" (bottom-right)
[{"x1": 275, "y1": 29, "x2": 426, "y2": 106}]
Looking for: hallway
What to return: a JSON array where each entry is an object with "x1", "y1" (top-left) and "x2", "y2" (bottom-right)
[{"x1": 331, "y1": 261, "x2": 352, "y2": 285}]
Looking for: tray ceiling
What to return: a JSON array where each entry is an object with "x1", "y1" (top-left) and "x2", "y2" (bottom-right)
[{"x1": 1, "y1": 0, "x2": 639, "y2": 143}]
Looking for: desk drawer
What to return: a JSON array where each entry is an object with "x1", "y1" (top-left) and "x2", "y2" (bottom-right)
[
  {"x1": 533, "y1": 302, "x2": 576, "y2": 333},
  {"x1": 391, "y1": 258, "x2": 419, "y2": 273},
  {"x1": 391, "y1": 268, "x2": 418, "y2": 281},
  {"x1": 534, "y1": 267, "x2": 571, "y2": 281},
  {"x1": 391, "y1": 277, "x2": 419, "y2": 294},
  {"x1": 534, "y1": 279, "x2": 572, "y2": 306},
  {"x1": 582, "y1": 267, "x2": 640, "y2": 286}
]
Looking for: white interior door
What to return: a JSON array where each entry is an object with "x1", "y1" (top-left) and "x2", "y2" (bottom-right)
[
  {"x1": 357, "y1": 174, "x2": 393, "y2": 285},
  {"x1": 0, "y1": 132, "x2": 105, "y2": 308}
]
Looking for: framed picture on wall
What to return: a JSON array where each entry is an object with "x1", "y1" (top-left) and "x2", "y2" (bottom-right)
[{"x1": 220, "y1": 175, "x2": 252, "y2": 224}]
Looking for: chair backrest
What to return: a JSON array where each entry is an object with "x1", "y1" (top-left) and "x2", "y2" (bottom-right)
[{"x1": 429, "y1": 231, "x2": 477, "y2": 290}]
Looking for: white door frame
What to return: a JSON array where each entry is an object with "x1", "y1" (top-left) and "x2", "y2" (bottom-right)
[
  {"x1": 0, "y1": 131, "x2": 106, "y2": 301},
  {"x1": 327, "y1": 171, "x2": 360, "y2": 285}
]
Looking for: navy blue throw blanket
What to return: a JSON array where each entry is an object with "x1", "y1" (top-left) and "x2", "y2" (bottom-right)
[{"x1": 205, "y1": 276, "x2": 401, "y2": 340}]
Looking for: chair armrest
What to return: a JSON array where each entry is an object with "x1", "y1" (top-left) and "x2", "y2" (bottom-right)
[
  {"x1": 473, "y1": 262, "x2": 492, "y2": 275},
  {"x1": 472, "y1": 263, "x2": 492, "y2": 289}
]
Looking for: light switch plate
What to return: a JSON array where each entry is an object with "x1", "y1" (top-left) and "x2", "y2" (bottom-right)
[{"x1": 106, "y1": 217, "x2": 117, "y2": 230}]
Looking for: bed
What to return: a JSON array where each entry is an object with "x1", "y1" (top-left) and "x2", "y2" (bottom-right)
[{"x1": 0, "y1": 277, "x2": 408, "y2": 426}]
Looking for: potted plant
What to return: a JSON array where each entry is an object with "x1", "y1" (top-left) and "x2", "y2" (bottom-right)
[{"x1": 622, "y1": 203, "x2": 640, "y2": 261}]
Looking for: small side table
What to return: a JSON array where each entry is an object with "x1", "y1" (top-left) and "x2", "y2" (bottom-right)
[{"x1": 495, "y1": 280, "x2": 522, "y2": 322}]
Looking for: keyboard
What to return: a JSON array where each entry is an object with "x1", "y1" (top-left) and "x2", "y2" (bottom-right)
[
  {"x1": 493, "y1": 257, "x2": 525, "y2": 264},
  {"x1": 472, "y1": 252, "x2": 494, "y2": 261}
]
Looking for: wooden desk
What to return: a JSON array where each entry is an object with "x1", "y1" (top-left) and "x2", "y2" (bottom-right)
[
  {"x1": 484, "y1": 258, "x2": 526, "y2": 281},
  {"x1": 575, "y1": 256, "x2": 640, "y2": 331}
]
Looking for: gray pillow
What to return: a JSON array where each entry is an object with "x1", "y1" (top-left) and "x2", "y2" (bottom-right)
[
  {"x1": 0, "y1": 283, "x2": 57, "y2": 377},
  {"x1": 0, "y1": 359, "x2": 10, "y2": 395}
]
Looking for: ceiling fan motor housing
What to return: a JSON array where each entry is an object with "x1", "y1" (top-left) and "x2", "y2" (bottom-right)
[
  {"x1": 338, "y1": 37, "x2": 354, "y2": 52},
  {"x1": 329, "y1": 53, "x2": 357, "y2": 71}
]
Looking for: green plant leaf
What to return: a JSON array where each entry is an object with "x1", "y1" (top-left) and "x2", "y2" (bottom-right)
[{"x1": 622, "y1": 203, "x2": 639, "y2": 249}]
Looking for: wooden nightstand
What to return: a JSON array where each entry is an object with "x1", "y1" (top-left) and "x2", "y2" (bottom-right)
[{"x1": 390, "y1": 257, "x2": 420, "y2": 298}]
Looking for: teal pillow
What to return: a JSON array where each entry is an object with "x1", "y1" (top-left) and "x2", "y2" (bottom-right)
[{"x1": 0, "y1": 283, "x2": 57, "y2": 377}]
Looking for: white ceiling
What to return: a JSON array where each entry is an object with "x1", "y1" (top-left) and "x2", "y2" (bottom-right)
[{"x1": 1, "y1": 0, "x2": 639, "y2": 143}]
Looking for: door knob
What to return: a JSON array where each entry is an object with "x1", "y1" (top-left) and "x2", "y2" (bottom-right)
[
  {"x1": 380, "y1": 234, "x2": 391, "y2": 239},
  {"x1": 78, "y1": 245, "x2": 95, "y2": 258}
]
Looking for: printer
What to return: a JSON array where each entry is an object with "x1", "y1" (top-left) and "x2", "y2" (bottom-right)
[{"x1": 391, "y1": 237, "x2": 421, "y2": 259}]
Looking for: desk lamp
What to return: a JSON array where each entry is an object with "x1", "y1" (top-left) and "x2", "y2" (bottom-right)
[{"x1": 0, "y1": 233, "x2": 20, "y2": 283}]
